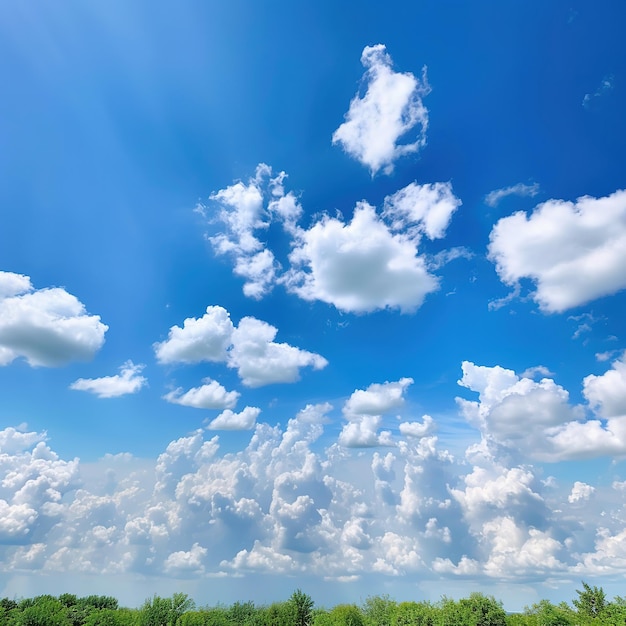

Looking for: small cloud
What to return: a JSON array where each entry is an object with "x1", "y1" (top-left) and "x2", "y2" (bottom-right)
[
  {"x1": 206, "y1": 406, "x2": 261, "y2": 431},
  {"x1": 70, "y1": 361, "x2": 147, "y2": 398},
  {"x1": 568, "y1": 481, "x2": 595, "y2": 504},
  {"x1": 484, "y1": 182, "x2": 539, "y2": 208},
  {"x1": 163, "y1": 379, "x2": 240, "y2": 410},
  {"x1": 332, "y1": 44, "x2": 430, "y2": 175},
  {"x1": 520, "y1": 365, "x2": 554, "y2": 380},
  {"x1": 583, "y1": 74, "x2": 614, "y2": 108}
]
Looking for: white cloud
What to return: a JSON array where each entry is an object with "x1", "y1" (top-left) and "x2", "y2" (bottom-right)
[
  {"x1": 285, "y1": 203, "x2": 438, "y2": 313},
  {"x1": 457, "y1": 360, "x2": 626, "y2": 461},
  {"x1": 484, "y1": 182, "x2": 539, "y2": 208},
  {"x1": 207, "y1": 165, "x2": 301, "y2": 299},
  {"x1": 0, "y1": 410, "x2": 624, "y2": 589},
  {"x1": 164, "y1": 543, "x2": 207, "y2": 575},
  {"x1": 164, "y1": 379, "x2": 239, "y2": 410},
  {"x1": 154, "y1": 305, "x2": 234, "y2": 365},
  {"x1": 332, "y1": 44, "x2": 430, "y2": 175},
  {"x1": 70, "y1": 361, "x2": 147, "y2": 398},
  {"x1": 568, "y1": 481, "x2": 595, "y2": 504},
  {"x1": 155, "y1": 306, "x2": 327, "y2": 387},
  {"x1": 583, "y1": 351, "x2": 626, "y2": 418},
  {"x1": 339, "y1": 378, "x2": 413, "y2": 447},
  {"x1": 488, "y1": 189, "x2": 626, "y2": 312},
  {"x1": 583, "y1": 74, "x2": 614, "y2": 108},
  {"x1": 399, "y1": 415, "x2": 434, "y2": 438},
  {"x1": 0, "y1": 272, "x2": 107, "y2": 367},
  {"x1": 229, "y1": 317, "x2": 327, "y2": 387},
  {"x1": 344, "y1": 378, "x2": 413, "y2": 418},
  {"x1": 383, "y1": 182, "x2": 461, "y2": 240},
  {"x1": 206, "y1": 407, "x2": 261, "y2": 431}
]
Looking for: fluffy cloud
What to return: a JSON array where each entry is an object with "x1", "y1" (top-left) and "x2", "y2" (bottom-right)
[
  {"x1": 206, "y1": 407, "x2": 261, "y2": 430},
  {"x1": 583, "y1": 351, "x2": 626, "y2": 418},
  {"x1": 0, "y1": 406, "x2": 624, "y2": 589},
  {"x1": 399, "y1": 415, "x2": 434, "y2": 438},
  {"x1": 343, "y1": 378, "x2": 413, "y2": 417},
  {"x1": 70, "y1": 361, "x2": 147, "y2": 398},
  {"x1": 285, "y1": 203, "x2": 438, "y2": 313},
  {"x1": 339, "y1": 378, "x2": 413, "y2": 447},
  {"x1": 206, "y1": 164, "x2": 301, "y2": 299},
  {"x1": 229, "y1": 317, "x2": 327, "y2": 387},
  {"x1": 488, "y1": 189, "x2": 626, "y2": 312},
  {"x1": 383, "y1": 182, "x2": 461, "y2": 240},
  {"x1": 155, "y1": 306, "x2": 327, "y2": 387},
  {"x1": 0, "y1": 271, "x2": 107, "y2": 367},
  {"x1": 163, "y1": 379, "x2": 239, "y2": 410},
  {"x1": 332, "y1": 44, "x2": 430, "y2": 175},
  {"x1": 568, "y1": 481, "x2": 595, "y2": 504},
  {"x1": 154, "y1": 306, "x2": 234, "y2": 365},
  {"x1": 484, "y1": 182, "x2": 539, "y2": 208},
  {"x1": 457, "y1": 360, "x2": 626, "y2": 461},
  {"x1": 205, "y1": 168, "x2": 460, "y2": 313}
]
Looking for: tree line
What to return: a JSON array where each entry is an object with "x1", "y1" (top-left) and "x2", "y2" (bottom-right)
[{"x1": 0, "y1": 582, "x2": 624, "y2": 626}]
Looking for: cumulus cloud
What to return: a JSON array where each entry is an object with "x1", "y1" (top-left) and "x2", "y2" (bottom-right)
[
  {"x1": 154, "y1": 306, "x2": 234, "y2": 365},
  {"x1": 285, "y1": 203, "x2": 438, "y2": 313},
  {"x1": 568, "y1": 481, "x2": 595, "y2": 504},
  {"x1": 70, "y1": 361, "x2": 147, "y2": 398},
  {"x1": 229, "y1": 317, "x2": 327, "y2": 387},
  {"x1": 399, "y1": 415, "x2": 434, "y2": 438},
  {"x1": 163, "y1": 379, "x2": 239, "y2": 410},
  {"x1": 339, "y1": 378, "x2": 413, "y2": 447},
  {"x1": 583, "y1": 351, "x2": 626, "y2": 418},
  {"x1": 383, "y1": 182, "x2": 461, "y2": 240},
  {"x1": 0, "y1": 271, "x2": 107, "y2": 367},
  {"x1": 484, "y1": 182, "x2": 539, "y2": 208},
  {"x1": 488, "y1": 189, "x2": 626, "y2": 312},
  {"x1": 0, "y1": 407, "x2": 624, "y2": 588},
  {"x1": 457, "y1": 360, "x2": 626, "y2": 461},
  {"x1": 344, "y1": 378, "x2": 413, "y2": 418},
  {"x1": 332, "y1": 44, "x2": 430, "y2": 175},
  {"x1": 206, "y1": 164, "x2": 302, "y2": 299},
  {"x1": 205, "y1": 167, "x2": 461, "y2": 314},
  {"x1": 206, "y1": 407, "x2": 261, "y2": 431},
  {"x1": 155, "y1": 306, "x2": 327, "y2": 387}
]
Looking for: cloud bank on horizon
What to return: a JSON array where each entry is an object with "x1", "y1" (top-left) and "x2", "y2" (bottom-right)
[{"x1": 1, "y1": 1, "x2": 626, "y2": 610}]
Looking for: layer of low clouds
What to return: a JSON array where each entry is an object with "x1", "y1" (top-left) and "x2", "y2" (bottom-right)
[
  {"x1": 4, "y1": 352, "x2": 626, "y2": 590},
  {"x1": 488, "y1": 189, "x2": 626, "y2": 312},
  {"x1": 332, "y1": 44, "x2": 430, "y2": 175},
  {"x1": 154, "y1": 306, "x2": 327, "y2": 387},
  {"x1": 70, "y1": 361, "x2": 147, "y2": 398},
  {"x1": 0, "y1": 271, "x2": 107, "y2": 367}
]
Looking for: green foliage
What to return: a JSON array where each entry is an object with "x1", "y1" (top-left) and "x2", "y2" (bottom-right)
[
  {"x1": 573, "y1": 582, "x2": 606, "y2": 619},
  {"x1": 328, "y1": 605, "x2": 364, "y2": 626},
  {"x1": 139, "y1": 595, "x2": 194, "y2": 626},
  {"x1": 362, "y1": 596, "x2": 395, "y2": 626},
  {"x1": 290, "y1": 590, "x2": 314, "y2": 626},
  {"x1": 523, "y1": 599, "x2": 574, "y2": 626},
  {"x1": 392, "y1": 601, "x2": 435, "y2": 626}
]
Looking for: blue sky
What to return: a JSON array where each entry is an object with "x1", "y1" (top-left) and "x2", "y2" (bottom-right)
[{"x1": 1, "y1": 0, "x2": 626, "y2": 612}]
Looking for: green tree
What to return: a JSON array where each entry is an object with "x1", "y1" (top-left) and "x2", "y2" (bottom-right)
[
  {"x1": 362, "y1": 596, "x2": 395, "y2": 626},
  {"x1": 392, "y1": 602, "x2": 435, "y2": 626},
  {"x1": 328, "y1": 605, "x2": 364, "y2": 626},
  {"x1": 573, "y1": 582, "x2": 606, "y2": 620},
  {"x1": 458, "y1": 593, "x2": 507, "y2": 626},
  {"x1": 523, "y1": 600, "x2": 574, "y2": 626},
  {"x1": 290, "y1": 591, "x2": 314, "y2": 626},
  {"x1": 140, "y1": 594, "x2": 194, "y2": 626}
]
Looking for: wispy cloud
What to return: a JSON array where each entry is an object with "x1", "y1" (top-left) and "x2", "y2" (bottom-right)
[
  {"x1": 583, "y1": 74, "x2": 614, "y2": 108},
  {"x1": 484, "y1": 182, "x2": 539, "y2": 208}
]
